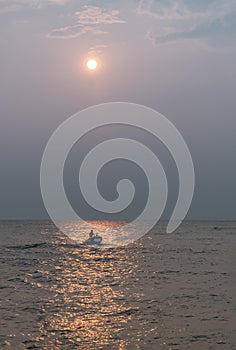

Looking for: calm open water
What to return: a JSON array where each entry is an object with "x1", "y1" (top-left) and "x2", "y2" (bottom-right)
[{"x1": 0, "y1": 221, "x2": 235, "y2": 349}]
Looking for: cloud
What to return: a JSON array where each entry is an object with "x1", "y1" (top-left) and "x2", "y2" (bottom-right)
[
  {"x1": 48, "y1": 5, "x2": 126, "y2": 39},
  {"x1": 0, "y1": 0, "x2": 68, "y2": 13},
  {"x1": 0, "y1": 4, "x2": 23, "y2": 14},
  {"x1": 75, "y1": 6, "x2": 126, "y2": 25},
  {"x1": 88, "y1": 44, "x2": 108, "y2": 57},
  {"x1": 47, "y1": 25, "x2": 107, "y2": 39},
  {"x1": 145, "y1": 30, "x2": 157, "y2": 46},
  {"x1": 138, "y1": 0, "x2": 236, "y2": 47},
  {"x1": 49, "y1": 0, "x2": 68, "y2": 4}
]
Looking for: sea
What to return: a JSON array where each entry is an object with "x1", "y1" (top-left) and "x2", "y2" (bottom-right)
[{"x1": 0, "y1": 221, "x2": 235, "y2": 350}]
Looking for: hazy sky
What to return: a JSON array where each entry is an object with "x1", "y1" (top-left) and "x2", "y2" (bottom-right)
[{"x1": 0, "y1": 0, "x2": 236, "y2": 220}]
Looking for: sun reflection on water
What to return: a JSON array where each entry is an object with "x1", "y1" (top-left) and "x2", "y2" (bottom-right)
[
  {"x1": 35, "y1": 233, "x2": 140, "y2": 349},
  {"x1": 1, "y1": 221, "x2": 234, "y2": 349},
  {"x1": 60, "y1": 220, "x2": 149, "y2": 247}
]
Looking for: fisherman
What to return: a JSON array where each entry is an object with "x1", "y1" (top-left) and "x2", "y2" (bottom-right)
[{"x1": 89, "y1": 230, "x2": 94, "y2": 239}]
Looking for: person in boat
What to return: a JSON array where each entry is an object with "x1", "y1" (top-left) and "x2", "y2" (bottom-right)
[
  {"x1": 86, "y1": 230, "x2": 102, "y2": 245},
  {"x1": 89, "y1": 230, "x2": 94, "y2": 239}
]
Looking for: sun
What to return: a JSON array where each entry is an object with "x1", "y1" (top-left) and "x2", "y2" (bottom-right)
[{"x1": 86, "y1": 59, "x2": 98, "y2": 71}]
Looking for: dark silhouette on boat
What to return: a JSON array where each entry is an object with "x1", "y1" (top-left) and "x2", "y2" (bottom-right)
[{"x1": 84, "y1": 230, "x2": 102, "y2": 246}]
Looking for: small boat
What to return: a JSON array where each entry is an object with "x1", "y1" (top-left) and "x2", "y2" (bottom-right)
[{"x1": 84, "y1": 235, "x2": 102, "y2": 246}]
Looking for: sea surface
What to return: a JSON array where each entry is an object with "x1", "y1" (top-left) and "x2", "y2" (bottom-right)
[{"x1": 0, "y1": 221, "x2": 235, "y2": 349}]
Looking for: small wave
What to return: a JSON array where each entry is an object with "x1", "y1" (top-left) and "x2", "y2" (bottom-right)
[
  {"x1": 63, "y1": 243, "x2": 84, "y2": 249},
  {"x1": 6, "y1": 243, "x2": 47, "y2": 250},
  {"x1": 213, "y1": 226, "x2": 236, "y2": 231}
]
